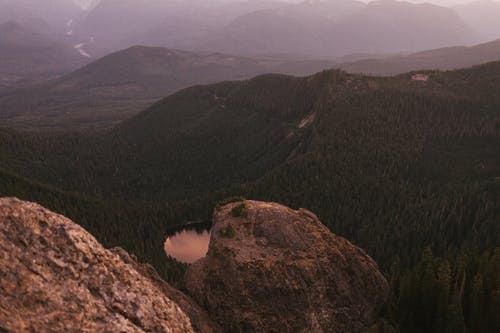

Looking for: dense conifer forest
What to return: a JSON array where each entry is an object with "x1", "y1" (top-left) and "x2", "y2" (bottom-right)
[{"x1": 0, "y1": 63, "x2": 498, "y2": 332}]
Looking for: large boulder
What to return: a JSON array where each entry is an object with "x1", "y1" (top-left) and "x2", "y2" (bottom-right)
[
  {"x1": 185, "y1": 200, "x2": 389, "y2": 333},
  {"x1": 0, "y1": 197, "x2": 198, "y2": 333}
]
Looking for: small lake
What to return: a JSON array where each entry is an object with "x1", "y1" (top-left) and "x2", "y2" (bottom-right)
[{"x1": 164, "y1": 222, "x2": 211, "y2": 264}]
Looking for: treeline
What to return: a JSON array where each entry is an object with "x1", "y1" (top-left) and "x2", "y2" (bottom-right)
[{"x1": 384, "y1": 248, "x2": 499, "y2": 333}]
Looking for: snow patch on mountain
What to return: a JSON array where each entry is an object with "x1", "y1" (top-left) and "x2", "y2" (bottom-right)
[
  {"x1": 73, "y1": 0, "x2": 100, "y2": 11},
  {"x1": 74, "y1": 43, "x2": 91, "y2": 57}
]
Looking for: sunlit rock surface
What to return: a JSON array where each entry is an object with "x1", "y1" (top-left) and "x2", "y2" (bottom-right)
[
  {"x1": 185, "y1": 200, "x2": 389, "y2": 333},
  {"x1": 0, "y1": 197, "x2": 195, "y2": 333}
]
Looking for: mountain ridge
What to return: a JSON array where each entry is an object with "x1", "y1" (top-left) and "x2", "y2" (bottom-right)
[
  {"x1": 0, "y1": 45, "x2": 338, "y2": 129},
  {"x1": 338, "y1": 37, "x2": 500, "y2": 75}
]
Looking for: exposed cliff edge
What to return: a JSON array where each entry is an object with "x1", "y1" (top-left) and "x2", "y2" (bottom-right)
[
  {"x1": 0, "y1": 197, "x2": 219, "y2": 333},
  {"x1": 185, "y1": 200, "x2": 389, "y2": 333}
]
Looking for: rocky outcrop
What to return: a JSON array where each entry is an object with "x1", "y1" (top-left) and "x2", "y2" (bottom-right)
[
  {"x1": 0, "y1": 197, "x2": 197, "y2": 333},
  {"x1": 185, "y1": 200, "x2": 389, "y2": 333}
]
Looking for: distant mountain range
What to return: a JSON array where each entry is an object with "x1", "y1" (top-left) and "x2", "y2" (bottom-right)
[
  {"x1": 2, "y1": 0, "x2": 499, "y2": 59},
  {"x1": 200, "y1": 0, "x2": 475, "y2": 56},
  {"x1": 74, "y1": 0, "x2": 285, "y2": 53},
  {"x1": 70, "y1": 0, "x2": 491, "y2": 57}
]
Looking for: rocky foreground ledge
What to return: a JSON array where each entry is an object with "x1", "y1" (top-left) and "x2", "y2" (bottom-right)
[
  {"x1": 0, "y1": 198, "x2": 388, "y2": 333},
  {"x1": 0, "y1": 197, "x2": 216, "y2": 333}
]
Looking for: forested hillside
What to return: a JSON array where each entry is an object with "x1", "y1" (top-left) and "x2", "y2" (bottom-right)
[
  {"x1": 0, "y1": 46, "x2": 337, "y2": 130},
  {"x1": 0, "y1": 63, "x2": 499, "y2": 332}
]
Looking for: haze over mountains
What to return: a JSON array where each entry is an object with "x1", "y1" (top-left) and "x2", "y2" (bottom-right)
[
  {"x1": 1, "y1": 0, "x2": 500, "y2": 85},
  {"x1": 200, "y1": 0, "x2": 476, "y2": 56},
  {"x1": 0, "y1": 21, "x2": 88, "y2": 89},
  {"x1": 3, "y1": 0, "x2": 495, "y2": 58},
  {"x1": 75, "y1": 0, "x2": 287, "y2": 53},
  {"x1": 73, "y1": 0, "x2": 490, "y2": 57},
  {"x1": 454, "y1": 0, "x2": 500, "y2": 41}
]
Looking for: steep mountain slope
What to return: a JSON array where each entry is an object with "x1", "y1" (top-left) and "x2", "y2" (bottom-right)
[
  {"x1": 0, "y1": 21, "x2": 88, "y2": 89},
  {"x1": 338, "y1": 37, "x2": 500, "y2": 75},
  {"x1": 455, "y1": 0, "x2": 500, "y2": 41},
  {"x1": 201, "y1": 0, "x2": 476, "y2": 57},
  {"x1": 0, "y1": 46, "x2": 337, "y2": 129}
]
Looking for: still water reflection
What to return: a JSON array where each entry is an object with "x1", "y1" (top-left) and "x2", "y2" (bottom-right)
[{"x1": 164, "y1": 224, "x2": 211, "y2": 264}]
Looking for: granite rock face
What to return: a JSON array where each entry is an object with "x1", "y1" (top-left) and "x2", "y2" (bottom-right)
[
  {"x1": 185, "y1": 200, "x2": 389, "y2": 333},
  {"x1": 0, "y1": 197, "x2": 195, "y2": 333}
]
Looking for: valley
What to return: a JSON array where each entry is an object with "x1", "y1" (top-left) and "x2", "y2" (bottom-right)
[{"x1": 0, "y1": 1, "x2": 499, "y2": 332}]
